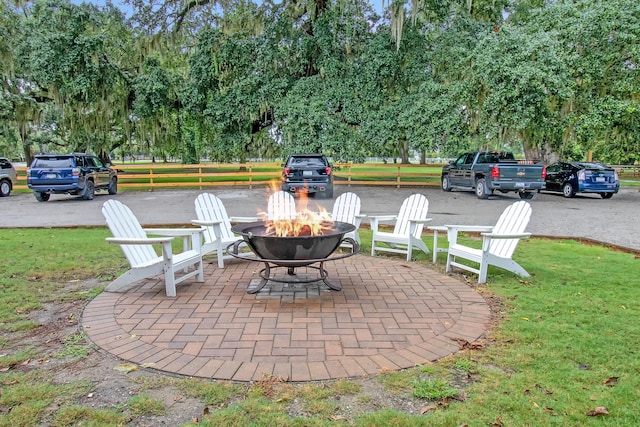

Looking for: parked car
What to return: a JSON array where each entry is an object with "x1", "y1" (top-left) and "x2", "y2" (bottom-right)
[
  {"x1": 0, "y1": 157, "x2": 17, "y2": 197},
  {"x1": 281, "y1": 154, "x2": 334, "y2": 198},
  {"x1": 26, "y1": 153, "x2": 118, "y2": 201},
  {"x1": 544, "y1": 161, "x2": 619, "y2": 198},
  {"x1": 441, "y1": 151, "x2": 546, "y2": 199}
]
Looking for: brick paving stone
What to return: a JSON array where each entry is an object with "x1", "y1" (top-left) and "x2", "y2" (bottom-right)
[{"x1": 82, "y1": 255, "x2": 491, "y2": 382}]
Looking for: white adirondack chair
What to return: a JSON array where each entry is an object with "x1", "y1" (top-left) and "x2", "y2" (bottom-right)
[
  {"x1": 370, "y1": 193, "x2": 432, "y2": 261},
  {"x1": 102, "y1": 200, "x2": 204, "y2": 297},
  {"x1": 191, "y1": 193, "x2": 258, "y2": 268},
  {"x1": 445, "y1": 200, "x2": 532, "y2": 284},
  {"x1": 263, "y1": 191, "x2": 297, "y2": 221},
  {"x1": 331, "y1": 192, "x2": 365, "y2": 247}
]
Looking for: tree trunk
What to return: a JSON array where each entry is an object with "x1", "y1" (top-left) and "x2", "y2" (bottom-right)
[{"x1": 398, "y1": 138, "x2": 410, "y2": 164}]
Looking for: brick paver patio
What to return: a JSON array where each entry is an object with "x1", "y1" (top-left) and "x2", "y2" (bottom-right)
[{"x1": 82, "y1": 255, "x2": 491, "y2": 382}]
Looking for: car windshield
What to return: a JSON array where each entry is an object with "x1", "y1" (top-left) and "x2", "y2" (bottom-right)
[{"x1": 33, "y1": 157, "x2": 74, "y2": 168}]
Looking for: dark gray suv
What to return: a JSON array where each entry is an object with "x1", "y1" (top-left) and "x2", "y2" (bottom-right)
[
  {"x1": 26, "y1": 153, "x2": 117, "y2": 201},
  {"x1": 281, "y1": 154, "x2": 333, "y2": 198}
]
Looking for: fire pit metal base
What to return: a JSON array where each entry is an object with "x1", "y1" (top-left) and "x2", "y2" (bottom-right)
[{"x1": 226, "y1": 239, "x2": 359, "y2": 294}]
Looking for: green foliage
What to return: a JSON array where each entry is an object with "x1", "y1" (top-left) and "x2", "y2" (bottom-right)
[{"x1": 3, "y1": 0, "x2": 640, "y2": 165}]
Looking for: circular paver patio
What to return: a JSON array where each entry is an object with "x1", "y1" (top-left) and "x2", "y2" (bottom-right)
[{"x1": 82, "y1": 255, "x2": 491, "y2": 382}]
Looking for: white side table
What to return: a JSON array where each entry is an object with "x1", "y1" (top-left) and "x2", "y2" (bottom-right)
[{"x1": 427, "y1": 225, "x2": 448, "y2": 263}]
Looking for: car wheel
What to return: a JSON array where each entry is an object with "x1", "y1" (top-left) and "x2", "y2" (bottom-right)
[
  {"x1": 475, "y1": 178, "x2": 491, "y2": 199},
  {"x1": 562, "y1": 182, "x2": 575, "y2": 198},
  {"x1": 441, "y1": 175, "x2": 452, "y2": 192},
  {"x1": 34, "y1": 191, "x2": 50, "y2": 202},
  {"x1": 324, "y1": 186, "x2": 333, "y2": 199},
  {"x1": 600, "y1": 192, "x2": 613, "y2": 199},
  {"x1": 108, "y1": 177, "x2": 118, "y2": 195},
  {"x1": 82, "y1": 180, "x2": 95, "y2": 200},
  {"x1": 519, "y1": 191, "x2": 535, "y2": 200},
  {"x1": 0, "y1": 179, "x2": 11, "y2": 197}
]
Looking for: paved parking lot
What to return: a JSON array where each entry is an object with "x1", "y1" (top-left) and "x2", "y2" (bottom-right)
[{"x1": 1, "y1": 185, "x2": 639, "y2": 251}]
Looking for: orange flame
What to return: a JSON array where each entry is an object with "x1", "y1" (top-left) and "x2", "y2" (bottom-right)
[{"x1": 263, "y1": 182, "x2": 333, "y2": 237}]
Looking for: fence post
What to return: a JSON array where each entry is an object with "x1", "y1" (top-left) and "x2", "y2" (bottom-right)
[
  {"x1": 397, "y1": 165, "x2": 401, "y2": 189},
  {"x1": 149, "y1": 167, "x2": 154, "y2": 191},
  {"x1": 198, "y1": 165, "x2": 203, "y2": 190},
  {"x1": 249, "y1": 164, "x2": 253, "y2": 190},
  {"x1": 348, "y1": 163, "x2": 352, "y2": 187}
]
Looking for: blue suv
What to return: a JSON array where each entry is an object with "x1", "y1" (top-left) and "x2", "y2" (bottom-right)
[{"x1": 27, "y1": 153, "x2": 118, "y2": 201}]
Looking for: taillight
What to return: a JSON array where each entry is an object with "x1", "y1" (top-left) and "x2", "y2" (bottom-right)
[
  {"x1": 541, "y1": 167, "x2": 546, "y2": 179},
  {"x1": 284, "y1": 167, "x2": 290, "y2": 175},
  {"x1": 72, "y1": 167, "x2": 80, "y2": 176},
  {"x1": 326, "y1": 166, "x2": 332, "y2": 175},
  {"x1": 578, "y1": 170, "x2": 585, "y2": 181},
  {"x1": 614, "y1": 171, "x2": 619, "y2": 182},
  {"x1": 491, "y1": 166, "x2": 499, "y2": 178}
]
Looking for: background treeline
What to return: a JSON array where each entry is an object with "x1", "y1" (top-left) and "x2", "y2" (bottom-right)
[{"x1": 1, "y1": 0, "x2": 639, "y2": 166}]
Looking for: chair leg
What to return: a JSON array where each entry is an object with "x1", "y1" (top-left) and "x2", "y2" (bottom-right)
[
  {"x1": 216, "y1": 243, "x2": 224, "y2": 268},
  {"x1": 478, "y1": 260, "x2": 489, "y2": 284},
  {"x1": 446, "y1": 253, "x2": 453, "y2": 273},
  {"x1": 164, "y1": 262, "x2": 177, "y2": 297},
  {"x1": 196, "y1": 259, "x2": 205, "y2": 283}
]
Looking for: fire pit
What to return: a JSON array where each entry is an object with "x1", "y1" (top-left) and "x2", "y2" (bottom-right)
[{"x1": 227, "y1": 220, "x2": 358, "y2": 293}]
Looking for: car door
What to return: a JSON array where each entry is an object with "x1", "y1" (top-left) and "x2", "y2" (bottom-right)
[
  {"x1": 544, "y1": 163, "x2": 562, "y2": 191},
  {"x1": 449, "y1": 153, "x2": 475, "y2": 186},
  {"x1": 90, "y1": 156, "x2": 110, "y2": 188}
]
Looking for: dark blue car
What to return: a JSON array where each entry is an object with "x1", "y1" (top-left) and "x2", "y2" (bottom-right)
[{"x1": 544, "y1": 161, "x2": 619, "y2": 199}]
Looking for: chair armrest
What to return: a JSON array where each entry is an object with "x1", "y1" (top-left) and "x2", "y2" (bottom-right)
[
  {"x1": 369, "y1": 215, "x2": 397, "y2": 232},
  {"x1": 369, "y1": 215, "x2": 397, "y2": 221},
  {"x1": 106, "y1": 236, "x2": 176, "y2": 261},
  {"x1": 481, "y1": 232, "x2": 531, "y2": 239},
  {"x1": 106, "y1": 237, "x2": 173, "y2": 245},
  {"x1": 408, "y1": 218, "x2": 432, "y2": 225},
  {"x1": 191, "y1": 220, "x2": 222, "y2": 227},
  {"x1": 409, "y1": 218, "x2": 432, "y2": 237},
  {"x1": 444, "y1": 225, "x2": 493, "y2": 246},
  {"x1": 145, "y1": 227, "x2": 204, "y2": 252},
  {"x1": 230, "y1": 216, "x2": 259, "y2": 223},
  {"x1": 444, "y1": 225, "x2": 494, "y2": 232},
  {"x1": 144, "y1": 227, "x2": 203, "y2": 237}
]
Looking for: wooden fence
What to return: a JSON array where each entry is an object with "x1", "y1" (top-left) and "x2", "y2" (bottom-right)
[
  {"x1": 11, "y1": 162, "x2": 445, "y2": 192},
  {"x1": 12, "y1": 162, "x2": 639, "y2": 192}
]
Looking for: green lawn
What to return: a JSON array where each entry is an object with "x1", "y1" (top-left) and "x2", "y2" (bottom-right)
[{"x1": 0, "y1": 228, "x2": 638, "y2": 426}]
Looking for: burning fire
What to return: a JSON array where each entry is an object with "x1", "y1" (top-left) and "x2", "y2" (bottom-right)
[{"x1": 263, "y1": 183, "x2": 333, "y2": 237}]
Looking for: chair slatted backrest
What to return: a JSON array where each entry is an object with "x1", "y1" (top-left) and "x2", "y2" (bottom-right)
[
  {"x1": 489, "y1": 201, "x2": 532, "y2": 258},
  {"x1": 394, "y1": 194, "x2": 429, "y2": 238},
  {"x1": 195, "y1": 193, "x2": 235, "y2": 243},
  {"x1": 102, "y1": 200, "x2": 158, "y2": 267},
  {"x1": 268, "y1": 191, "x2": 296, "y2": 221},
  {"x1": 332, "y1": 192, "x2": 361, "y2": 225}
]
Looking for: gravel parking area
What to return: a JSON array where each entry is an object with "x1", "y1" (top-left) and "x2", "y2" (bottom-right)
[{"x1": 1, "y1": 185, "x2": 638, "y2": 252}]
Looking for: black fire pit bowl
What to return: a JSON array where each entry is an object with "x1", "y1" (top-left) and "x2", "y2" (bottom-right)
[{"x1": 231, "y1": 220, "x2": 356, "y2": 266}]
